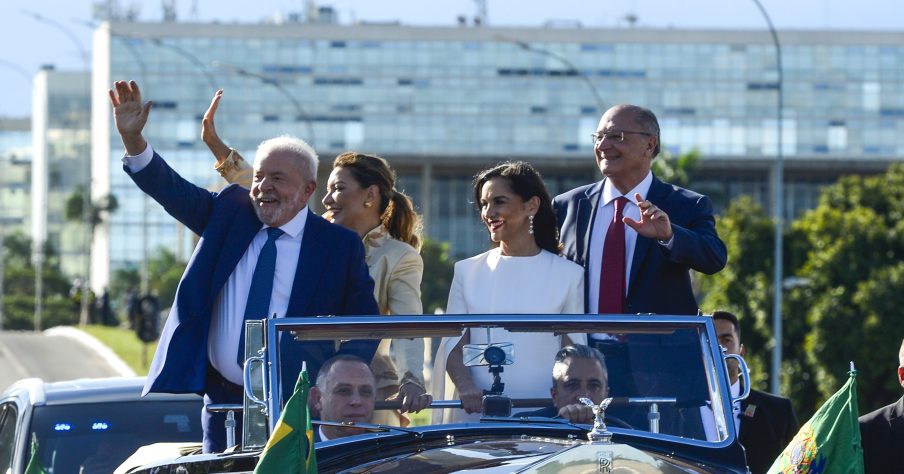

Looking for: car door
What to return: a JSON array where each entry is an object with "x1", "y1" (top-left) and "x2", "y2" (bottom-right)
[{"x1": 0, "y1": 402, "x2": 19, "y2": 472}]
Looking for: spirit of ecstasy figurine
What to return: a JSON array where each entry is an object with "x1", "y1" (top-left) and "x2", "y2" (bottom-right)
[{"x1": 579, "y1": 397, "x2": 613, "y2": 443}]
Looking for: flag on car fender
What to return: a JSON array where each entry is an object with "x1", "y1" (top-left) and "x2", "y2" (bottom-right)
[
  {"x1": 767, "y1": 363, "x2": 864, "y2": 474},
  {"x1": 254, "y1": 363, "x2": 317, "y2": 474}
]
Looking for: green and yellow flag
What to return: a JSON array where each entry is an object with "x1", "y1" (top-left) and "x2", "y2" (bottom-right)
[
  {"x1": 767, "y1": 364, "x2": 864, "y2": 474},
  {"x1": 254, "y1": 364, "x2": 317, "y2": 474}
]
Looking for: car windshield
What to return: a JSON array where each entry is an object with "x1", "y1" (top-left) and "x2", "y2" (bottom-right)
[
  {"x1": 245, "y1": 314, "x2": 736, "y2": 448},
  {"x1": 26, "y1": 400, "x2": 202, "y2": 474}
]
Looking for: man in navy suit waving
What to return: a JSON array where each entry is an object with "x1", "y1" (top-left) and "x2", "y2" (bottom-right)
[
  {"x1": 553, "y1": 104, "x2": 726, "y2": 316},
  {"x1": 109, "y1": 81, "x2": 379, "y2": 453},
  {"x1": 553, "y1": 105, "x2": 727, "y2": 400}
]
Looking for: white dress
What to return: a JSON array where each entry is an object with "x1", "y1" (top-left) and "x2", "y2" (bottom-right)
[{"x1": 433, "y1": 248, "x2": 585, "y2": 422}]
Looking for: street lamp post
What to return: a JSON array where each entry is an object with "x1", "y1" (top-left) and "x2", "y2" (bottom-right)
[
  {"x1": 150, "y1": 38, "x2": 217, "y2": 90},
  {"x1": 24, "y1": 10, "x2": 93, "y2": 328},
  {"x1": 212, "y1": 62, "x2": 316, "y2": 145},
  {"x1": 0, "y1": 60, "x2": 33, "y2": 85},
  {"x1": 750, "y1": 0, "x2": 785, "y2": 395},
  {"x1": 497, "y1": 35, "x2": 606, "y2": 116}
]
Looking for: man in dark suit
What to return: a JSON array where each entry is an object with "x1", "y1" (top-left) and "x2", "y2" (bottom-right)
[
  {"x1": 552, "y1": 104, "x2": 726, "y2": 316},
  {"x1": 109, "y1": 81, "x2": 380, "y2": 453},
  {"x1": 859, "y1": 338, "x2": 904, "y2": 473},
  {"x1": 712, "y1": 311, "x2": 798, "y2": 474},
  {"x1": 553, "y1": 104, "x2": 726, "y2": 401},
  {"x1": 518, "y1": 344, "x2": 609, "y2": 424}
]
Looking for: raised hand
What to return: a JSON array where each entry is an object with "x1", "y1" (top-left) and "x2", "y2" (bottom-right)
[
  {"x1": 108, "y1": 80, "x2": 152, "y2": 155},
  {"x1": 624, "y1": 192, "x2": 673, "y2": 242},
  {"x1": 202, "y1": 89, "x2": 231, "y2": 163}
]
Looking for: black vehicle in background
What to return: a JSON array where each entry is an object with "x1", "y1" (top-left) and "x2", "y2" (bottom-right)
[{"x1": 0, "y1": 377, "x2": 203, "y2": 474}]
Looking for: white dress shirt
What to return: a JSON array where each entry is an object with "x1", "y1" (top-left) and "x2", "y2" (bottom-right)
[
  {"x1": 123, "y1": 143, "x2": 307, "y2": 385},
  {"x1": 587, "y1": 171, "x2": 662, "y2": 313}
]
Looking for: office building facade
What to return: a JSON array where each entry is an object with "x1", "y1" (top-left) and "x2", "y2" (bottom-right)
[
  {"x1": 32, "y1": 68, "x2": 92, "y2": 278},
  {"x1": 0, "y1": 118, "x2": 31, "y2": 239},
  {"x1": 91, "y1": 20, "x2": 904, "y2": 289}
]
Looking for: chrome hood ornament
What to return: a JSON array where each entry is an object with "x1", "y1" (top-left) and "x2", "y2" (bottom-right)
[{"x1": 580, "y1": 397, "x2": 613, "y2": 444}]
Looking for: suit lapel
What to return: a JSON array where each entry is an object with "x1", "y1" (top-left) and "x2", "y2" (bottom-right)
[
  {"x1": 628, "y1": 177, "x2": 669, "y2": 292},
  {"x1": 208, "y1": 201, "x2": 261, "y2": 303},
  {"x1": 891, "y1": 396, "x2": 904, "y2": 458},
  {"x1": 577, "y1": 181, "x2": 604, "y2": 266},
  {"x1": 286, "y1": 211, "x2": 327, "y2": 316}
]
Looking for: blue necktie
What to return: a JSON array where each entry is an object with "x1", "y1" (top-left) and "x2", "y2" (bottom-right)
[{"x1": 237, "y1": 227, "x2": 284, "y2": 366}]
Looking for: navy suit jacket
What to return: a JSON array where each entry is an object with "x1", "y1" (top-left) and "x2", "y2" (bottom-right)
[
  {"x1": 553, "y1": 176, "x2": 726, "y2": 315},
  {"x1": 128, "y1": 153, "x2": 379, "y2": 397},
  {"x1": 859, "y1": 395, "x2": 904, "y2": 474},
  {"x1": 739, "y1": 389, "x2": 799, "y2": 474}
]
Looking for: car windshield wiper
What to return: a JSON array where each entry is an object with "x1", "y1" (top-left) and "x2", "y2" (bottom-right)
[{"x1": 312, "y1": 420, "x2": 424, "y2": 437}]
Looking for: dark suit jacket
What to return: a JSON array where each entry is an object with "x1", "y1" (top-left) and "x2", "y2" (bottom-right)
[
  {"x1": 553, "y1": 176, "x2": 726, "y2": 315},
  {"x1": 859, "y1": 396, "x2": 904, "y2": 473},
  {"x1": 738, "y1": 389, "x2": 799, "y2": 474},
  {"x1": 128, "y1": 153, "x2": 379, "y2": 397}
]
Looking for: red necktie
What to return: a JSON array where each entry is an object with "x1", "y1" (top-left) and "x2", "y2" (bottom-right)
[{"x1": 598, "y1": 196, "x2": 628, "y2": 314}]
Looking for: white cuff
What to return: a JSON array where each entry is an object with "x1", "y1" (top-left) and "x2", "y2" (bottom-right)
[
  {"x1": 121, "y1": 142, "x2": 154, "y2": 173},
  {"x1": 657, "y1": 234, "x2": 675, "y2": 249}
]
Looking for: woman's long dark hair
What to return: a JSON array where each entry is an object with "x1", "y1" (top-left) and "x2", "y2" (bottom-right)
[
  {"x1": 333, "y1": 152, "x2": 423, "y2": 250},
  {"x1": 472, "y1": 161, "x2": 559, "y2": 254}
]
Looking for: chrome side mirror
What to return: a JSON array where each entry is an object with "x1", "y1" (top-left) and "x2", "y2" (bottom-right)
[{"x1": 723, "y1": 353, "x2": 751, "y2": 403}]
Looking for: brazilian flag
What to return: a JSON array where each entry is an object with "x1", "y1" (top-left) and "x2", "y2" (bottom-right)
[
  {"x1": 254, "y1": 365, "x2": 317, "y2": 473},
  {"x1": 767, "y1": 365, "x2": 864, "y2": 474}
]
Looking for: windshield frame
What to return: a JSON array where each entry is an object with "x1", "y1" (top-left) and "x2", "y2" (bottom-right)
[{"x1": 255, "y1": 314, "x2": 738, "y2": 449}]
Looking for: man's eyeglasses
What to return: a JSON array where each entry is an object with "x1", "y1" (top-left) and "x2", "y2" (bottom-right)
[{"x1": 591, "y1": 130, "x2": 653, "y2": 145}]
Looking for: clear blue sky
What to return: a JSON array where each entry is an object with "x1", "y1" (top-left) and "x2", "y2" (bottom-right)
[{"x1": 1, "y1": 0, "x2": 901, "y2": 118}]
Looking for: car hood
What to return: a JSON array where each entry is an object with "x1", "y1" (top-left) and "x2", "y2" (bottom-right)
[{"x1": 339, "y1": 436, "x2": 727, "y2": 473}]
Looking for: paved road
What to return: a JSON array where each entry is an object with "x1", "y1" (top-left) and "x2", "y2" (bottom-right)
[{"x1": 0, "y1": 330, "x2": 123, "y2": 392}]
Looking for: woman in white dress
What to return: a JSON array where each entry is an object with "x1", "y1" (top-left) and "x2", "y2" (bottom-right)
[{"x1": 438, "y1": 161, "x2": 585, "y2": 420}]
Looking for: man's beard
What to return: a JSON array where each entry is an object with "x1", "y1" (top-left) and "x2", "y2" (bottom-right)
[{"x1": 252, "y1": 188, "x2": 304, "y2": 225}]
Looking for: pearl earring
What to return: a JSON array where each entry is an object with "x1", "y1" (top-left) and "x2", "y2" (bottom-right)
[
  {"x1": 528, "y1": 215, "x2": 534, "y2": 235},
  {"x1": 364, "y1": 201, "x2": 372, "y2": 208}
]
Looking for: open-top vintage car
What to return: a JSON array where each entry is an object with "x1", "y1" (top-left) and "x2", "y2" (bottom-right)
[{"x1": 123, "y1": 314, "x2": 752, "y2": 473}]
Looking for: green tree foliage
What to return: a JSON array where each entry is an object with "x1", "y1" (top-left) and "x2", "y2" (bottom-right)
[
  {"x1": 701, "y1": 164, "x2": 904, "y2": 418},
  {"x1": 420, "y1": 239, "x2": 454, "y2": 313},
  {"x1": 1, "y1": 232, "x2": 76, "y2": 330},
  {"x1": 699, "y1": 195, "x2": 822, "y2": 417},
  {"x1": 109, "y1": 266, "x2": 140, "y2": 302},
  {"x1": 699, "y1": 197, "x2": 776, "y2": 390},
  {"x1": 64, "y1": 185, "x2": 119, "y2": 227},
  {"x1": 652, "y1": 149, "x2": 700, "y2": 188},
  {"x1": 792, "y1": 166, "x2": 904, "y2": 414},
  {"x1": 147, "y1": 248, "x2": 185, "y2": 310},
  {"x1": 107, "y1": 248, "x2": 186, "y2": 313}
]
